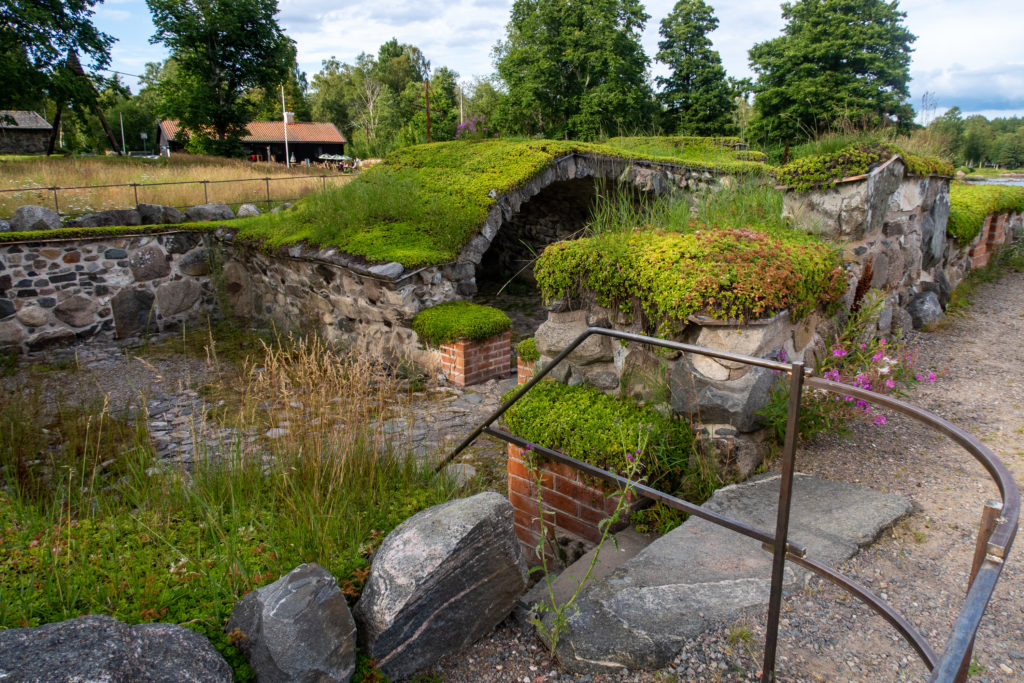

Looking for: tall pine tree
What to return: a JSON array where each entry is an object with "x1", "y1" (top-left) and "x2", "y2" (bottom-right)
[
  {"x1": 655, "y1": 0, "x2": 735, "y2": 136},
  {"x1": 747, "y1": 0, "x2": 916, "y2": 147}
]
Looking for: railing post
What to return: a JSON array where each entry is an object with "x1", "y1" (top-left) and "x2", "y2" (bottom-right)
[
  {"x1": 51, "y1": 187, "x2": 59, "y2": 214},
  {"x1": 265, "y1": 177, "x2": 271, "y2": 210},
  {"x1": 132, "y1": 183, "x2": 139, "y2": 207},
  {"x1": 953, "y1": 501, "x2": 1003, "y2": 683},
  {"x1": 761, "y1": 361, "x2": 805, "y2": 683},
  {"x1": 202, "y1": 180, "x2": 209, "y2": 204}
]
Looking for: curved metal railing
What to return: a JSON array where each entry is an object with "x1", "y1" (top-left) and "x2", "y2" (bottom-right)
[{"x1": 439, "y1": 326, "x2": 1019, "y2": 683}]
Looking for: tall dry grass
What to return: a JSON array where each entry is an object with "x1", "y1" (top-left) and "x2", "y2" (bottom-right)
[{"x1": 0, "y1": 154, "x2": 354, "y2": 217}]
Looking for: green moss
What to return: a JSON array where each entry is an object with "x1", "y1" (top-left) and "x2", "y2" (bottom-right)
[
  {"x1": 227, "y1": 138, "x2": 768, "y2": 267},
  {"x1": 412, "y1": 301, "x2": 511, "y2": 346},
  {"x1": 775, "y1": 143, "x2": 953, "y2": 192},
  {"x1": 0, "y1": 223, "x2": 216, "y2": 243},
  {"x1": 502, "y1": 379, "x2": 694, "y2": 485},
  {"x1": 515, "y1": 337, "x2": 539, "y2": 362},
  {"x1": 535, "y1": 228, "x2": 844, "y2": 334},
  {"x1": 948, "y1": 183, "x2": 1024, "y2": 242}
]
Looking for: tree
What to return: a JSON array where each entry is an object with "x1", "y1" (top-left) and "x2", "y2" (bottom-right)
[
  {"x1": 747, "y1": 0, "x2": 916, "y2": 147},
  {"x1": 146, "y1": 0, "x2": 295, "y2": 155},
  {"x1": 493, "y1": 0, "x2": 655, "y2": 140},
  {"x1": 0, "y1": 0, "x2": 114, "y2": 110},
  {"x1": 655, "y1": 0, "x2": 736, "y2": 136}
]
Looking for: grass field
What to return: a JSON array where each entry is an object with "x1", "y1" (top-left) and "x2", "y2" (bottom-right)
[{"x1": 0, "y1": 154, "x2": 354, "y2": 217}]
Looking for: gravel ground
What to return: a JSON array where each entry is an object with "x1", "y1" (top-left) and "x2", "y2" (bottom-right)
[{"x1": 431, "y1": 270, "x2": 1024, "y2": 683}]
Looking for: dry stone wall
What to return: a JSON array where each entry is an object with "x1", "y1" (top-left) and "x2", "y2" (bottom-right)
[{"x1": 0, "y1": 232, "x2": 216, "y2": 354}]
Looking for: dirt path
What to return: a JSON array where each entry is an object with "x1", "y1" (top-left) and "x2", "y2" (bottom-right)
[{"x1": 433, "y1": 270, "x2": 1024, "y2": 682}]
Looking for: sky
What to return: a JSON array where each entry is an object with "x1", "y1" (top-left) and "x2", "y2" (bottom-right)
[{"x1": 92, "y1": 0, "x2": 1024, "y2": 123}]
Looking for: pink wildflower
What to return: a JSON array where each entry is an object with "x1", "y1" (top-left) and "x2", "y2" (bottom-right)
[
  {"x1": 885, "y1": 379, "x2": 896, "y2": 389},
  {"x1": 874, "y1": 414, "x2": 887, "y2": 426},
  {"x1": 832, "y1": 348, "x2": 847, "y2": 358}
]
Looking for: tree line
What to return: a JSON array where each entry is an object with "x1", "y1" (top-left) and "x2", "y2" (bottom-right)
[{"x1": 1, "y1": 0, "x2": 1019, "y2": 165}]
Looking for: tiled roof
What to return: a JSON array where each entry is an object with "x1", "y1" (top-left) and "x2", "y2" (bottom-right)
[
  {"x1": 159, "y1": 119, "x2": 346, "y2": 144},
  {"x1": 0, "y1": 110, "x2": 52, "y2": 130}
]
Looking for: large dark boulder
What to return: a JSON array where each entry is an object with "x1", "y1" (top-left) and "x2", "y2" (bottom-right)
[
  {"x1": 138, "y1": 203, "x2": 186, "y2": 225},
  {"x1": 66, "y1": 209, "x2": 141, "y2": 228},
  {"x1": 354, "y1": 492, "x2": 527, "y2": 680},
  {"x1": 11, "y1": 205, "x2": 61, "y2": 231},
  {"x1": 0, "y1": 614, "x2": 232, "y2": 682},
  {"x1": 227, "y1": 563, "x2": 356, "y2": 683},
  {"x1": 111, "y1": 288, "x2": 156, "y2": 338},
  {"x1": 906, "y1": 290, "x2": 943, "y2": 329},
  {"x1": 186, "y1": 203, "x2": 235, "y2": 222}
]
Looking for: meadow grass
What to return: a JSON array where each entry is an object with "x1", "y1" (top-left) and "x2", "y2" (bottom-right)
[
  {"x1": 0, "y1": 331, "x2": 460, "y2": 680},
  {"x1": 0, "y1": 154, "x2": 352, "y2": 217}
]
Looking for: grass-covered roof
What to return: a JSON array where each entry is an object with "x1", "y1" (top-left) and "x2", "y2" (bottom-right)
[{"x1": 225, "y1": 138, "x2": 768, "y2": 267}]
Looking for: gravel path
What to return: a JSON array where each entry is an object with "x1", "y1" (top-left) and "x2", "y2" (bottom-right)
[{"x1": 431, "y1": 270, "x2": 1024, "y2": 683}]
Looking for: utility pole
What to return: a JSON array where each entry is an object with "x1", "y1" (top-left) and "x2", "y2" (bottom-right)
[
  {"x1": 281, "y1": 84, "x2": 290, "y2": 167},
  {"x1": 120, "y1": 113, "x2": 127, "y2": 155},
  {"x1": 424, "y1": 79, "x2": 431, "y2": 144}
]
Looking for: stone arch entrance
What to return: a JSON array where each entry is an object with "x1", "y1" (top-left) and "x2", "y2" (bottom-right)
[{"x1": 463, "y1": 153, "x2": 718, "y2": 337}]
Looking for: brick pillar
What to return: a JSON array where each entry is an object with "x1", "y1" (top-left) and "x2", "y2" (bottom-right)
[
  {"x1": 507, "y1": 443, "x2": 642, "y2": 566},
  {"x1": 438, "y1": 330, "x2": 511, "y2": 386},
  {"x1": 517, "y1": 357, "x2": 536, "y2": 385}
]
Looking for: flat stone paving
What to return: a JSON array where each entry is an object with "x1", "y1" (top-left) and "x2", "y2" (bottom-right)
[{"x1": 543, "y1": 473, "x2": 913, "y2": 674}]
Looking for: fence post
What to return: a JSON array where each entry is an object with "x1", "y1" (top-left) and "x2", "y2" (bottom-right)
[
  {"x1": 321, "y1": 175, "x2": 326, "y2": 191},
  {"x1": 202, "y1": 180, "x2": 209, "y2": 204},
  {"x1": 265, "y1": 177, "x2": 271, "y2": 210},
  {"x1": 51, "y1": 187, "x2": 59, "y2": 214},
  {"x1": 132, "y1": 183, "x2": 139, "y2": 207},
  {"x1": 953, "y1": 501, "x2": 1004, "y2": 683}
]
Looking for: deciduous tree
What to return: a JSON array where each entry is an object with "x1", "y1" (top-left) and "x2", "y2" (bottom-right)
[
  {"x1": 747, "y1": 0, "x2": 916, "y2": 147},
  {"x1": 655, "y1": 0, "x2": 735, "y2": 136},
  {"x1": 493, "y1": 0, "x2": 655, "y2": 140},
  {"x1": 146, "y1": 0, "x2": 295, "y2": 155},
  {"x1": 0, "y1": 0, "x2": 114, "y2": 110}
]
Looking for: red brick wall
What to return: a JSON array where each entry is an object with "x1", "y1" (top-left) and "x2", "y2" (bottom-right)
[
  {"x1": 517, "y1": 357, "x2": 535, "y2": 385},
  {"x1": 438, "y1": 330, "x2": 511, "y2": 386},
  {"x1": 969, "y1": 212, "x2": 1011, "y2": 269},
  {"x1": 507, "y1": 443, "x2": 641, "y2": 565}
]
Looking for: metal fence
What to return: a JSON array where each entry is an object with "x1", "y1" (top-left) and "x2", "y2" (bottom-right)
[
  {"x1": 0, "y1": 173, "x2": 353, "y2": 217},
  {"x1": 442, "y1": 326, "x2": 1020, "y2": 683}
]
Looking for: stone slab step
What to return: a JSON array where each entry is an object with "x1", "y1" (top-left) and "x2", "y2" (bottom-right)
[
  {"x1": 516, "y1": 527, "x2": 658, "y2": 624},
  {"x1": 546, "y1": 473, "x2": 913, "y2": 674}
]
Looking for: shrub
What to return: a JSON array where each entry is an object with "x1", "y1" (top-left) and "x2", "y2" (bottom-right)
[
  {"x1": 502, "y1": 379, "x2": 695, "y2": 491},
  {"x1": 412, "y1": 301, "x2": 511, "y2": 346},
  {"x1": 948, "y1": 183, "x2": 1024, "y2": 242},
  {"x1": 515, "y1": 336, "x2": 539, "y2": 362},
  {"x1": 535, "y1": 228, "x2": 845, "y2": 334}
]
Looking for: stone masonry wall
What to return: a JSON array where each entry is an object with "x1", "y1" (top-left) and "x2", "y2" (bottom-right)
[{"x1": 0, "y1": 232, "x2": 216, "y2": 354}]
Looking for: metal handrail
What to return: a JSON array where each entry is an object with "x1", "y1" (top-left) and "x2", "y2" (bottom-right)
[{"x1": 441, "y1": 326, "x2": 1019, "y2": 683}]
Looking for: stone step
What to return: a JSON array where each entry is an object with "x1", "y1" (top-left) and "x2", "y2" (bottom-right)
[
  {"x1": 516, "y1": 526, "x2": 658, "y2": 624},
  {"x1": 542, "y1": 473, "x2": 913, "y2": 674}
]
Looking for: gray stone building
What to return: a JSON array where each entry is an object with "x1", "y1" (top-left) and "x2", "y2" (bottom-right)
[{"x1": 0, "y1": 111, "x2": 52, "y2": 155}]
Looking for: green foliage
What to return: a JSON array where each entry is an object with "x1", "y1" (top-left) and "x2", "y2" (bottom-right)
[
  {"x1": 0, "y1": 338, "x2": 457, "y2": 680},
  {"x1": 535, "y1": 228, "x2": 845, "y2": 334},
  {"x1": 515, "y1": 337, "x2": 539, "y2": 363},
  {"x1": 757, "y1": 292, "x2": 922, "y2": 443},
  {"x1": 493, "y1": 0, "x2": 655, "y2": 139},
  {"x1": 775, "y1": 143, "x2": 954, "y2": 191},
  {"x1": 631, "y1": 501, "x2": 687, "y2": 534},
  {"x1": 0, "y1": 223, "x2": 215, "y2": 243},
  {"x1": 0, "y1": 0, "x2": 114, "y2": 111},
  {"x1": 655, "y1": 0, "x2": 737, "y2": 136},
  {"x1": 229, "y1": 137, "x2": 767, "y2": 267},
  {"x1": 412, "y1": 301, "x2": 511, "y2": 346},
  {"x1": 747, "y1": 0, "x2": 917, "y2": 147},
  {"x1": 603, "y1": 135, "x2": 768, "y2": 174},
  {"x1": 146, "y1": 0, "x2": 295, "y2": 154},
  {"x1": 502, "y1": 380, "x2": 695, "y2": 488},
  {"x1": 948, "y1": 183, "x2": 1024, "y2": 242}
]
